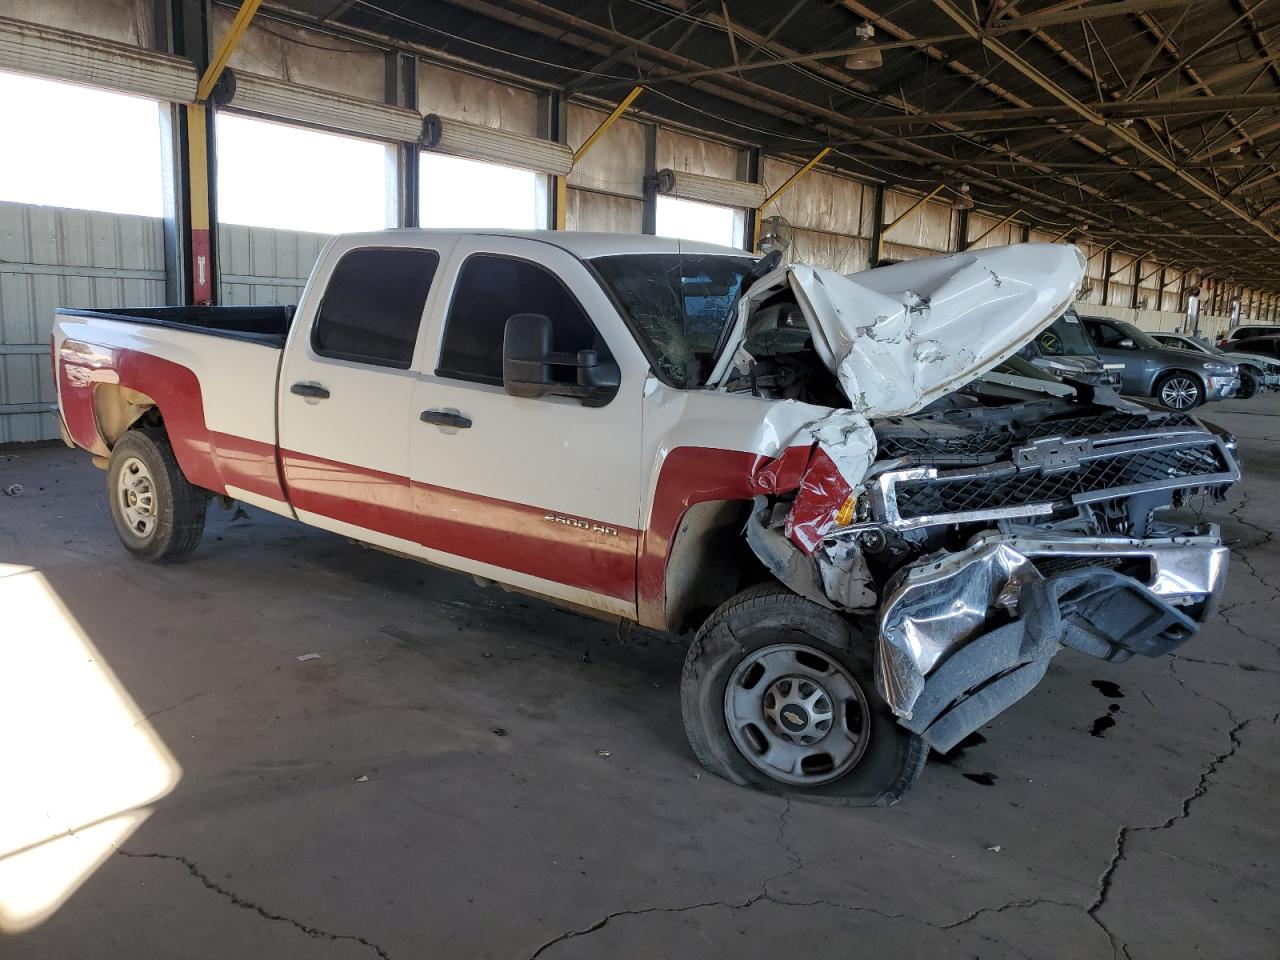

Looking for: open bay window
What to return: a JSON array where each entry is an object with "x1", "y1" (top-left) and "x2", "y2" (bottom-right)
[
  {"x1": 214, "y1": 112, "x2": 396, "y2": 234},
  {"x1": 656, "y1": 195, "x2": 743, "y2": 249},
  {"x1": 419, "y1": 153, "x2": 543, "y2": 230}
]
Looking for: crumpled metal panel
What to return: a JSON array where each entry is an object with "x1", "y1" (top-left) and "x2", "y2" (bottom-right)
[
  {"x1": 418, "y1": 62, "x2": 538, "y2": 136},
  {"x1": 656, "y1": 129, "x2": 738, "y2": 180},
  {"x1": 567, "y1": 105, "x2": 645, "y2": 197},
  {"x1": 877, "y1": 541, "x2": 1040, "y2": 717}
]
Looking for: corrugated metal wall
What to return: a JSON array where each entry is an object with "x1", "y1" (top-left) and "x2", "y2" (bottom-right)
[
  {"x1": 761, "y1": 159, "x2": 871, "y2": 273},
  {"x1": 217, "y1": 224, "x2": 329, "y2": 305},
  {"x1": 0, "y1": 200, "x2": 166, "y2": 442},
  {"x1": 566, "y1": 104, "x2": 645, "y2": 234}
]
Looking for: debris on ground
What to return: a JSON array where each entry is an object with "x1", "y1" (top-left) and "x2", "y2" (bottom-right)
[
  {"x1": 596, "y1": 749, "x2": 611, "y2": 759},
  {"x1": 4, "y1": 484, "x2": 22, "y2": 497},
  {"x1": 296, "y1": 653, "x2": 321, "y2": 662},
  {"x1": 491, "y1": 727, "x2": 508, "y2": 737},
  {"x1": 354, "y1": 775, "x2": 369, "y2": 782}
]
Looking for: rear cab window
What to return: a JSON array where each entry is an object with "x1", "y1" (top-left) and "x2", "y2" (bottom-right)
[{"x1": 313, "y1": 247, "x2": 440, "y2": 368}]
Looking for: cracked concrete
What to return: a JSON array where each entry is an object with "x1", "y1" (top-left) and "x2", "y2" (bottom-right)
[{"x1": 2, "y1": 395, "x2": 1277, "y2": 959}]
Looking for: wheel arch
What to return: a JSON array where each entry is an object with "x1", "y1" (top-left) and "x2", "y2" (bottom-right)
[{"x1": 662, "y1": 498, "x2": 764, "y2": 634}]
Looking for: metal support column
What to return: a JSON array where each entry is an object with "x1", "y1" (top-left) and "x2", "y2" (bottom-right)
[
  {"x1": 642, "y1": 123, "x2": 658, "y2": 235},
  {"x1": 387, "y1": 51, "x2": 418, "y2": 228},
  {"x1": 1102, "y1": 250, "x2": 1113, "y2": 306},
  {"x1": 739, "y1": 146, "x2": 761, "y2": 251},
  {"x1": 955, "y1": 207, "x2": 969, "y2": 252},
  {"x1": 868, "y1": 185, "x2": 886, "y2": 266}
]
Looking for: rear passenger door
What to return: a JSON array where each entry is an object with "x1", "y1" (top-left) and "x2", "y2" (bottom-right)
[
  {"x1": 408, "y1": 236, "x2": 646, "y2": 619},
  {"x1": 278, "y1": 239, "x2": 453, "y2": 540}
]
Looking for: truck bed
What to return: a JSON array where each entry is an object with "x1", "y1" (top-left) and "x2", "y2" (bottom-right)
[{"x1": 55, "y1": 305, "x2": 294, "y2": 347}]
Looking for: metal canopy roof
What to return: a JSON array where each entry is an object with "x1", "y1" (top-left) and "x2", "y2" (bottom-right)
[{"x1": 269, "y1": 0, "x2": 1280, "y2": 286}]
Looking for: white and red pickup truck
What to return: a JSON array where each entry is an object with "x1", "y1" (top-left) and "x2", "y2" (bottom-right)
[{"x1": 53, "y1": 231, "x2": 1238, "y2": 804}]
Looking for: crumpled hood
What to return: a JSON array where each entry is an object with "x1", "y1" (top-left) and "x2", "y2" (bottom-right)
[{"x1": 787, "y1": 243, "x2": 1086, "y2": 417}]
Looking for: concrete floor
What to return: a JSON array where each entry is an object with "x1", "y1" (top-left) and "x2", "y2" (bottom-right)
[{"x1": 2, "y1": 396, "x2": 1277, "y2": 960}]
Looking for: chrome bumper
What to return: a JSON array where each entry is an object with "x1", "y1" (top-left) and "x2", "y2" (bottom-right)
[
  {"x1": 1207, "y1": 375, "x2": 1240, "y2": 401},
  {"x1": 876, "y1": 525, "x2": 1228, "y2": 728}
]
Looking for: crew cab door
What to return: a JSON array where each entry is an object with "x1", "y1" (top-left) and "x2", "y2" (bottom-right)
[
  {"x1": 278, "y1": 238, "x2": 454, "y2": 539},
  {"x1": 408, "y1": 237, "x2": 646, "y2": 618}
]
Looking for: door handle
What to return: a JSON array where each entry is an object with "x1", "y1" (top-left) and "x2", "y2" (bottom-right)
[
  {"x1": 421, "y1": 409, "x2": 472, "y2": 429},
  {"x1": 290, "y1": 382, "x2": 330, "y2": 399}
]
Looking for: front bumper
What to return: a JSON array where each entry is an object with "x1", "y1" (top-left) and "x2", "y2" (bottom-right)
[
  {"x1": 1207, "y1": 375, "x2": 1240, "y2": 401},
  {"x1": 875, "y1": 526, "x2": 1228, "y2": 752}
]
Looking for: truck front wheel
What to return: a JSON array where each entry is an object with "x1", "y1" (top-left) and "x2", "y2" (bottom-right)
[
  {"x1": 680, "y1": 584, "x2": 926, "y2": 805},
  {"x1": 107, "y1": 429, "x2": 208, "y2": 563}
]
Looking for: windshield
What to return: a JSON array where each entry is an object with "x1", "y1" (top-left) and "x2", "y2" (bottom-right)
[
  {"x1": 1032, "y1": 310, "x2": 1097, "y2": 357},
  {"x1": 591, "y1": 253, "x2": 754, "y2": 387}
]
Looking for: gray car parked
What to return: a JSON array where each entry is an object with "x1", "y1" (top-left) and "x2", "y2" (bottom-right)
[
  {"x1": 1149, "y1": 332, "x2": 1280, "y2": 399},
  {"x1": 1079, "y1": 315, "x2": 1239, "y2": 411}
]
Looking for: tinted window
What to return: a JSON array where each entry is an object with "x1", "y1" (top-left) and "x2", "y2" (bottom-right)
[
  {"x1": 437, "y1": 254, "x2": 612, "y2": 385},
  {"x1": 313, "y1": 247, "x2": 438, "y2": 368},
  {"x1": 1237, "y1": 337, "x2": 1280, "y2": 357}
]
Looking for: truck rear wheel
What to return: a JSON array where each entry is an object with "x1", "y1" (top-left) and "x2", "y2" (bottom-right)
[
  {"x1": 680, "y1": 584, "x2": 926, "y2": 806},
  {"x1": 107, "y1": 429, "x2": 208, "y2": 563}
]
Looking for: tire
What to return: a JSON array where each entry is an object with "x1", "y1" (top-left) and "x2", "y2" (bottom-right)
[
  {"x1": 680, "y1": 583, "x2": 927, "y2": 806},
  {"x1": 1154, "y1": 371, "x2": 1204, "y2": 410},
  {"x1": 107, "y1": 428, "x2": 209, "y2": 563},
  {"x1": 1239, "y1": 370, "x2": 1259, "y2": 399}
]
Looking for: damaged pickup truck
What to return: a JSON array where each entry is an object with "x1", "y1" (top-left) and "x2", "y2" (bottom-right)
[{"x1": 52, "y1": 232, "x2": 1237, "y2": 805}]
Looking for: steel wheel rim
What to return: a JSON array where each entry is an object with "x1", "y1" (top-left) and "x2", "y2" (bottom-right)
[
  {"x1": 1160, "y1": 377, "x2": 1199, "y2": 409},
  {"x1": 724, "y1": 642, "x2": 871, "y2": 786},
  {"x1": 117, "y1": 456, "x2": 158, "y2": 538}
]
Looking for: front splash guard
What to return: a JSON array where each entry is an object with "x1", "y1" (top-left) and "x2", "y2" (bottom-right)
[{"x1": 883, "y1": 565, "x2": 1206, "y2": 755}]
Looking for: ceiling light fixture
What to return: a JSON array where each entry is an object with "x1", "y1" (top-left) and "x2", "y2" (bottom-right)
[{"x1": 844, "y1": 22, "x2": 883, "y2": 71}]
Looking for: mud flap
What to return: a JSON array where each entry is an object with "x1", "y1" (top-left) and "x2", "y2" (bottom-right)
[{"x1": 899, "y1": 568, "x2": 1199, "y2": 753}]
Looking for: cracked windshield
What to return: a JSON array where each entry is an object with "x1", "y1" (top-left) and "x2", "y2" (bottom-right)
[{"x1": 591, "y1": 253, "x2": 754, "y2": 386}]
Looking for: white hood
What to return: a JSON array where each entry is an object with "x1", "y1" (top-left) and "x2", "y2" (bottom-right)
[{"x1": 722, "y1": 243, "x2": 1086, "y2": 418}]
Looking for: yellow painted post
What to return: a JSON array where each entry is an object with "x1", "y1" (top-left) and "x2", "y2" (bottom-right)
[
  {"x1": 187, "y1": 103, "x2": 213, "y2": 303},
  {"x1": 185, "y1": 0, "x2": 262, "y2": 303},
  {"x1": 555, "y1": 86, "x2": 643, "y2": 230},
  {"x1": 754, "y1": 147, "x2": 831, "y2": 252}
]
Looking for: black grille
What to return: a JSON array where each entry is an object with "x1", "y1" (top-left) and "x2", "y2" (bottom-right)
[
  {"x1": 875, "y1": 432, "x2": 1011, "y2": 460},
  {"x1": 1032, "y1": 554, "x2": 1150, "y2": 581},
  {"x1": 894, "y1": 442, "x2": 1228, "y2": 519},
  {"x1": 1023, "y1": 411, "x2": 1194, "y2": 441}
]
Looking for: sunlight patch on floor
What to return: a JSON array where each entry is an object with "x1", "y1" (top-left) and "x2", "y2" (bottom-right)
[{"x1": 0, "y1": 564, "x2": 180, "y2": 934}]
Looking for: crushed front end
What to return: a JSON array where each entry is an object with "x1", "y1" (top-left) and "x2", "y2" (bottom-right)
[{"x1": 749, "y1": 389, "x2": 1237, "y2": 753}]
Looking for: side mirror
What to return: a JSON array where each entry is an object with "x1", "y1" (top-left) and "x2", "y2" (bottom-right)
[
  {"x1": 502, "y1": 313, "x2": 619, "y2": 407},
  {"x1": 1117, "y1": 337, "x2": 1135, "y2": 349}
]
